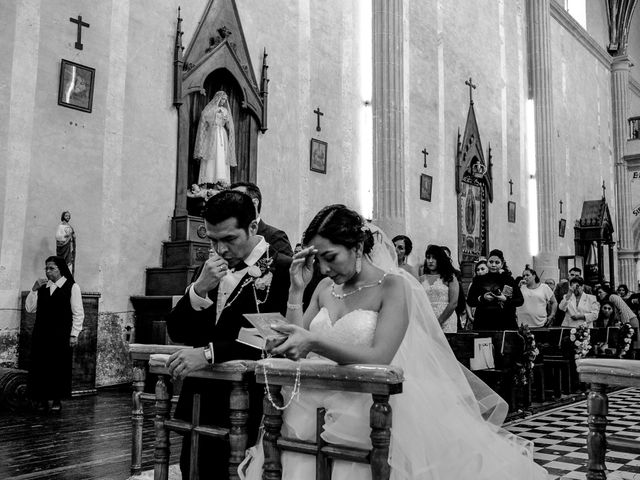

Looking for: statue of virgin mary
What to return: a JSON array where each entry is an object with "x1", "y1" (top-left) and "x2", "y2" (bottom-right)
[{"x1": 193, "y1": 91, "x2": 236, "y2": 184}]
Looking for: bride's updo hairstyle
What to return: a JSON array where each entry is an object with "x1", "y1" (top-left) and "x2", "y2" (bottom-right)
[{"x1": 303, "y1": 204, "x2": 375, "y2": 255}]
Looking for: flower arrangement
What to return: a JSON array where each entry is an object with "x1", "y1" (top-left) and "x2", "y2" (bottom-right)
[
  {"x1": 617, "y1": 323, "x2": 635, "y2": 358},
  {"x1": 570, "y1": 324, "x2": 591, "y2": 359},
  {"x1": 514, "y1": 324, "x2": 539, "y2": 386}
]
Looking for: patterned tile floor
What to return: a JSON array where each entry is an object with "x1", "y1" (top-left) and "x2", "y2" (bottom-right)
[{"x1": 505, "y1": 388, "x2": 640, "y2": 479}]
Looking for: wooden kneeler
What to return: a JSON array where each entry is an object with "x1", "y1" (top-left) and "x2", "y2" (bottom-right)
[
  {"x1": 150, "y1": 360, "x2": 256, "y2": 480},
  {"x1": 255, "y1": 359, "x2": 404, "y2": 480},
  {"x1": 128, "y1": 344, "x2": 185, "y2": 475},
  {"x1": 577, "y1": 359, "x2": 640, "y2": 480}
]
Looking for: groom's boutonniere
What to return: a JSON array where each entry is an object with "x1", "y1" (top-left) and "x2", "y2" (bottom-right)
[{"x1": 253, "y1": 256, "x2": 274, "y2": 291}]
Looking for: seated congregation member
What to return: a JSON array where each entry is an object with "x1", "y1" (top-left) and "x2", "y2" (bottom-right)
[
  {"x1": 392, "y1": 234, "x2": 419, "y2": 278},
  {"x1": 516, "y1": 266, "x2": 557, "y2": 328},
  {"x1": 165, "y1": 191, "x2": 291, "y2": 479},
  {"x1": 420, "y1": 244, "x2": 459, "y2": 333},
  {"x1": 595, "y1": 285, "x2": 640, "y2": 344},
  {"x1": 595, "y1": 301, "x2": 619, "y2": 328},
  {"x1": 231, "y1": 181, "x2": 293, "y2": 256},
  {"x1": 241, "y1": 204, "x2": 547, "y2": 479},
  {"x1": 558, "y1": 276, "x2": 599, "y2": 328},
  {"x1": 25, "y1": 256, "x2": 84, "y2": 412},
  {"x1": 468, "y1": 249, "x2": 523, "y2": 330}
]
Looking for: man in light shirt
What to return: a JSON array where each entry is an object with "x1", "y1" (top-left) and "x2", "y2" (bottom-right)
[
  {"x1": 165, "y1": 190, "x2": 291, "y2": 479},
  {"x1": 558, "y1": 276, "x2": 599, "y2": 327},
  {"x1": 25, "y1": 256, "x2": 84, "y2": 412}
]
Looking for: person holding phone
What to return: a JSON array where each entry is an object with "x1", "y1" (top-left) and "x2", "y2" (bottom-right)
[
  {"x1": 558, "y1": 276, "x2": 599, "y2": 328},
  {"x1": 467, "y1": 249, "x2": 523, "y2": 330}
]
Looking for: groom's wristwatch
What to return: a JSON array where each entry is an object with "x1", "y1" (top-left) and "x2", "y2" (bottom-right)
[{"x1": 203, "y1": 342, "x2": 214, "y2": 364}]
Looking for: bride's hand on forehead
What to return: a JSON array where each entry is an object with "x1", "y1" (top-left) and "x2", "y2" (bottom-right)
[{"x1": 290, "y1": 246, "x2": 317, "y2": 291}]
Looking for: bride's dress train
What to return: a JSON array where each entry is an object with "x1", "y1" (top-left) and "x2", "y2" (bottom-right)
[{"x1": 241, "y1": 302, "x2": 547, "y2": 479}]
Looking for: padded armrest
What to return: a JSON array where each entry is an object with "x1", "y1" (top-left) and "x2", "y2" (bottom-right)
[
  {"x1": 129, "y1": 343, "x2": 185, "y2": 360},
  {"x1": 255, "y1": 358, "x2": 404, "y2": 395},
  {"x1": 150, "y1": 360, "x2": 257, "y2": 382},
  {"x1": 576, "y1": 358, "x2": 640, "y2": 387}
]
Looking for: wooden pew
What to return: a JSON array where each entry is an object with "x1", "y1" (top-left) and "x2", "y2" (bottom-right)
[
  {"x1": 150, "y1": 360, "x2": 256, "y2": 480},
  {"x1": 128, "y1": 343, "x2": 185, "y2": 475},
  {"x1": 445, "y1": 332, "x2": 478, "y2": 369},
  {"x1": 577, "y1": 359, "x2": 640, "y2": 480},
  {"x1": 472, "y1": 330, "x2": 525, "y2": 411},
  {"x1": 254, "y1": 359, "x2": 404, "y2": 480},
  {"x1": 532, "y1": 328, "x2": 575, "y2": 398}
]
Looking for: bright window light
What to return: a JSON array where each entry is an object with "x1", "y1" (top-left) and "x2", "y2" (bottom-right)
[
  {"x1": 357, "y1": 0, "x2": 373, "y2": 219},
  {"x1": 526, "y1": 99, "x2": 539, "y2": 256}
]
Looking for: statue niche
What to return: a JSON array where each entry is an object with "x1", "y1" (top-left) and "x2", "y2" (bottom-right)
[{"x1": 173, "y1": 0, "x2": 268, "y2": 217}]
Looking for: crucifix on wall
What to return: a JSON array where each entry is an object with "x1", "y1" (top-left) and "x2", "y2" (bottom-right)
[
  {"x1": 314, "y1": 107, "x2": 324, "y2": 132},
  {"x1": 422, "y1": 148, "x2": 429, "y2": 168},
  {"x1": 508, "y1": 179, "x2": 514, "y2": 195},
  {"x1": 69, "y1": 15, "x2": 90, "y2": 50}
]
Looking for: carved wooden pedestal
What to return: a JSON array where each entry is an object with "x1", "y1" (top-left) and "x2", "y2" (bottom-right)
[{"x1": 577, "y1": 359, "x2": 640, "y2": 480}]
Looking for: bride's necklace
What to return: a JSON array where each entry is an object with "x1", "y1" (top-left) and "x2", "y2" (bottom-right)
[{"x1": 331, "y1": 272, "x2": 388, "y2": 300}]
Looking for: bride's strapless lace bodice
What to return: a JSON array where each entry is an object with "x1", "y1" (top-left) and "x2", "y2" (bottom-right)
[
  {"x1": 309, "y1": 308, "x2": 378, "y2": 349},
  {"x1": 421, "y1": 276, "x2": 457, "y2": 333}
]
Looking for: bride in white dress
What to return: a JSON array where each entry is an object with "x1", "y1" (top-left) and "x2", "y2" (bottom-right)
[{"x1": 241, "y1": 204, "x2": 547, "y2": 479}]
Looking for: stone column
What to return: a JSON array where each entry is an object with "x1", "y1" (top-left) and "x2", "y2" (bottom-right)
[
  {"x1": 611, "y1": 56, "x2": 635, "y2": 287},
  {"x1": 529, "y1": 0, "x2": 559, "y2": 280},
  {"x1": 372, "y1": 0, "x2": 405, "y2": 236}
]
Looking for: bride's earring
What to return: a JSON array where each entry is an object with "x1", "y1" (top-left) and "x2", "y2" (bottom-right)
[{"x1": 355, "y1": 254, "x2": 362, "y2": 274}]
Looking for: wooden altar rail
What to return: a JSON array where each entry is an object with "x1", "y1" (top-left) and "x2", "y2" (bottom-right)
[
  {"x1": 129, "y1": 343, "x2": 185, "y2": 475},
  {"x1": 254, "y1": 359, "x2": 404, "y2": 480},
  {"x1": 150, "y1": 360, "x2": 256, "y2": 480},
  {"x1": 577, "y1": 359, "x2": 640, "y2": 480}
]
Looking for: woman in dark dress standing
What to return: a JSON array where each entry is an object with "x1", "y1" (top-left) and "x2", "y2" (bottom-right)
[
  {"x1": 468, "y1": 249, "x2": 523, "y2": 330},
  {"x1": 25, "y1": 256, "x2": 84, "y2": 412}
]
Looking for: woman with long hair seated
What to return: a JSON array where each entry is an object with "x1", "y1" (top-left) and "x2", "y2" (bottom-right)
[{"x1": 241, "y1": 205, "x2": 546, "y2": 479}]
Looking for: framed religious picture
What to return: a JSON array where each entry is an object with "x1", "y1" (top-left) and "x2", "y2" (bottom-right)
[
  {"x1": 507, "y1": 201, "x2": 516, "y2": 223},
  {"x1": 559, "y1": 218, "x2": 567, "y2": 237},
  {"x1": 58, "y1": 59, "x2": 95, "y2": 113},
  {"x1": 310, "y1": 138, "x2": 328, "y2": 174},
  {"x1": 420, "y1": 174, "x2": 433, "y2": 202}
]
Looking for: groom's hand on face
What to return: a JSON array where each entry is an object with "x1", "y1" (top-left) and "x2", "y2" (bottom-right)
[{"x1": 194, "y1": 250, "x2": 229, "y2": 298}]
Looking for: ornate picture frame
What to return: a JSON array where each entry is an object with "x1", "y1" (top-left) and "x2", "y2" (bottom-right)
[
  {"x1": 420, "y1": 174, "x2": 433, "y2": 202},
  {"x1": 310, "y1": 138, "x2": 327, "y2": 174},
  {"x1": 58, "y1": 59, "x2": 95, "y2": 113},
  {"x1": 507, "y1": 201, "x2": 516, "y2": 223}
]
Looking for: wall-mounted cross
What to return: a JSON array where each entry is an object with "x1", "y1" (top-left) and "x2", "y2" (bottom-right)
[
  {"x1": 69, "y1": 15, "x2": 90, "y2": 50},
  {"x1": 421, "y1": 148, "x2": 429, "y2": 168},
  {"x1": 465, "y1": 77, "x2": 477, "y2": 104},
  {"x1": 559, "y1": 200, "x2": 563, "y2": 214},
  {"x1": 314, "y1": 107, "x2": 324, "y2": 132},
  {"x1": 508, "y1": 179, "x2": 514, "y2": 195}
]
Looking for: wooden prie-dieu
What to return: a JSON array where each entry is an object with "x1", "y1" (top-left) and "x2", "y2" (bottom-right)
[{"x1": 255, "y1": 359, "x2": 404, "y2": 480}]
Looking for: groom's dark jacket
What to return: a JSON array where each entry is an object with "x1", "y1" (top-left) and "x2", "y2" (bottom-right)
[{"x1": 166, "y1": 245, "x2": 291, "y2": 462}]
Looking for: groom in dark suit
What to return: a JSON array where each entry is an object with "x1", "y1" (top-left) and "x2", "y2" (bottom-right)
[{"x1": 166, "y1": 190, "x2": 291, "y2": 479}]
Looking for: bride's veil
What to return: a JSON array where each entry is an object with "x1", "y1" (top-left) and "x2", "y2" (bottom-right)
[{"x1": 365, "y1": 224, "x2": 526, "y2": 477}]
